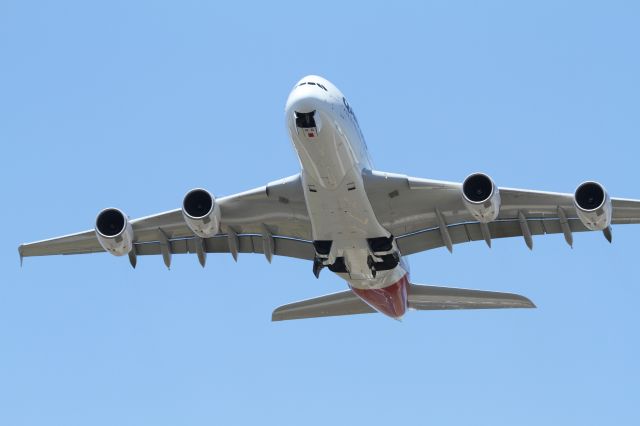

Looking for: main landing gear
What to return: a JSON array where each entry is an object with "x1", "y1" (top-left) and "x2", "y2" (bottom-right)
[{"x1": 311, "y1": 237, "x2": 400, "y2": 279}]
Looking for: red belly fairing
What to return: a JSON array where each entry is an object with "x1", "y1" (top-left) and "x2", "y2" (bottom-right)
[{"x1": 350, "y1": 274, "x2": 409, "y2": 319}]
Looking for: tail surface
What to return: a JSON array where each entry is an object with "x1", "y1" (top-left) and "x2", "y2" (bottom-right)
[
  {"x1": 406, "y1": 283, "x2": 535, "y2": 311},
  {"x1": 272, "y1": 290, "x2": 375, "y2": 321},
  {"x1": 272, "y1": 284, "x2": 534, "y2": 321}
]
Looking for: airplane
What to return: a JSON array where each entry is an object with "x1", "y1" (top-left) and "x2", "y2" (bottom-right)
[{"x1": 19, "y1": 75, "x2": 640, "y2": 321}]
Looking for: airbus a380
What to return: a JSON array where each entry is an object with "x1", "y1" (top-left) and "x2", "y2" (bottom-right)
[{"x1": 20, "y1": 75, "x2": 640, "y2": 321}]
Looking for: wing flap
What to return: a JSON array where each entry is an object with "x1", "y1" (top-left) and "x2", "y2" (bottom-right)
[
  {"x1": 408, "y1": 284, "x2": 535, "y2": 310},
  {"x1": 397, "y1": 218, "x2": 591, "y2": 256},
  {"x1": 133, "y1": 235, "x2": 314, "y2": 261},
  {"x1": 272, "y1": 290, "x2": 376, "y2": 321}
]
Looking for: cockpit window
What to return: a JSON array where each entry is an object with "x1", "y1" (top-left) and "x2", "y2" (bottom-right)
[{"x1": 297, "y1": 81, "x2": 328, "y2": 91}]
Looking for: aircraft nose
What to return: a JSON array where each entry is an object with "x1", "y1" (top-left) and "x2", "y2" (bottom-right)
[
  {"x1": 286, "y1": 86, "x2": 327, "y2": 137},
  {"x1": 291, "y1": 100, "x2": 316, "y2": 115},
  {"x1": 287, "y1": 90, "x2": 323, "y2": 114},
  {"x1": 286, "y1": 79, "x2": 329, "y2": 113}
]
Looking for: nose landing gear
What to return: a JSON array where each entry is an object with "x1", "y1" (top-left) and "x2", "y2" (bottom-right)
[{"x1": 295, "y1": 111, "x2": 318, "y2": 139}]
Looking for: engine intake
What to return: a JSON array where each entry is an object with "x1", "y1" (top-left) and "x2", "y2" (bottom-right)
[
  {"x1": 462, "y1": 173, "x2": 501, "y2": 222},
  {"x1": 95, "y1": 208, "x2": 133, "y2": 256},
  {"x1": 182, "y1": 188, "x2": 221, "y2": 238},
  {"x1": 574, "y1": 181, "x2": 612, "y2": 231}
]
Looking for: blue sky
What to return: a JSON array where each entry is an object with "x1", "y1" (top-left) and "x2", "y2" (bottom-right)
[{"x1": 2, "y1": 1, "x2": 640, "y2": 424}]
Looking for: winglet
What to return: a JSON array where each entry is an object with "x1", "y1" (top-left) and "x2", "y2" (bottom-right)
[{"x1": 18, "y1": 244, "x2": 24, "y2": 267}]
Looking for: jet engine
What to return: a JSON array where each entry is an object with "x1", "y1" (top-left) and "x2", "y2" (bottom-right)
[
  {"x1": 182, "y1": 188, "x2": 221, "y2": 238},
  {"x1": 574, "y1": 181, "x2": 612, "y2": 231},
  {"x1": 95, "y1": 208, "x2": 134, "y2": 256},
  {"x1": 461, "y1": 173, "x2": 501, "y2": 222}
]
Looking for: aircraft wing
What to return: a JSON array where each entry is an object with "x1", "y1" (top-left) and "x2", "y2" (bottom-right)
[
  {"x1": 364, "y1": 170, "x2": 640, "y2": 255},
  {"x1": 19, "y1": 174, "x2": 315, "y2": 266}
]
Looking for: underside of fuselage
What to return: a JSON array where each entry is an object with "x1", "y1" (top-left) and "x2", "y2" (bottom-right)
[{"x1": 285, "y1": 75, "x2": 409, "y2": 318}]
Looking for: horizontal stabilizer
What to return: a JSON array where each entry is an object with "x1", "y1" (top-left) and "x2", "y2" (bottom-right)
[
  {"x1": 272, "y1": 284, "x2": 535, "y2": 321},
  {"x1": 272, "y1": 290, "x2": 375, "y2": 321},
  {"x1": 408, "y1": 284, "x2": 536, "y2": 310}
]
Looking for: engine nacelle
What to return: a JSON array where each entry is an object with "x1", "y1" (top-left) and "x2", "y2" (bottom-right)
[
  {"x1": 95, "y1": 208, "x2": 134, "y2": 256},
  {"x1": 574, "y1": 181, "x2": 612, "y2": 231},
  {"x1": 182, "y1": 188, "x2": 221, "y2": 238},
  {"x1": 461, "y1": 173, "x2": 501, "y2": 223}
]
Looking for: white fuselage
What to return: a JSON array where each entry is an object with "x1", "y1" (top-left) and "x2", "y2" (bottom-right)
[{"x1": 284, "y1": 76, "x2": 409, "y2": 291}]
